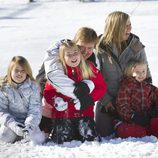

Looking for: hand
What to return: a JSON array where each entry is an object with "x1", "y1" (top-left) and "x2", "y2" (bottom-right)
[
  {"x1": 74, "y1": 81, "x2": 91, "y2": 97},
  {"x1": 7, "y1": 119, "x2": 25, "y2": 136},
  {"x1": 82, "y1": 80, "x2": 95, "y2": 93},
  {"x1": 131, "y1": 113, "x2": 150, "y2": 126},
  {"x1": 79, "y1": 94, "x2": 94, "y2": 111},
  {"x1": 101, "y1": 101, "x2": 115, "y2": 113},
  {"x1": 54, "y1": 97, "x2": 68, "y2": 111}
]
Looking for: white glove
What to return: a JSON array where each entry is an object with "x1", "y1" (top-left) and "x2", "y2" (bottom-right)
[
  {"x1": 7, "y1": 119, "x2": 24, "y2": 136},
  {"x1": 82, "y1": 80, "x2": 95, "y2": 93},
  {"x1": 54, "y1": 97, "x2": 68, "y2": 111},
  {"x1": 23, "y1": 125, "x2": 34, "y2": 140},
  {"x1": 74, "y1": 99, "x2": 81, "y2": 110}
]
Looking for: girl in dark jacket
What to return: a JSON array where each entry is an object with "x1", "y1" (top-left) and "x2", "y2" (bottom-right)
[
  {"x1": 43, "y1": 40, "x2": 106, "y2": 144},
  {"x1": 116, "y1": 59, "x2": 158, "y2": 138}
]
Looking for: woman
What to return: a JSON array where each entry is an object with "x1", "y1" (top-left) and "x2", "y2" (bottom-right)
[{"x1": 95, "y1": 11, "x2": 152, "y2": 137}]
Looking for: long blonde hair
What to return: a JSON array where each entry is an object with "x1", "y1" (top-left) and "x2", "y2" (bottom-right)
[
  {"x1": 59, "y1": 40, "x2": 94, "y2": 79},
  {"x1": 98, "y1": 11, "x2": 129, "y2": 51},
  {"x1": 5, "y1": 56, "x2": 34, "y2": 85}
]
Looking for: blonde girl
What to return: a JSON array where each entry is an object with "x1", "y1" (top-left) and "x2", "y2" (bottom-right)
[
  {"x1": 0, "y1": 56, "x2": 45, "y2": 144},
  {"x1": 43, "y1": 40, "x2": 106, "y2": 144}
]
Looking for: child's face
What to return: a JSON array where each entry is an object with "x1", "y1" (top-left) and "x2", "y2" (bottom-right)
[
  {"x1": 64, "y1": 48, "x2": 81, "y2": 67},
  {"x1": 132, "y1": 64, "x2": 147, "y2": 82},
  {"x1": 11, "y1": 64, "x2": 27, "y2": 84},
  {"x1": 76, "y1": 40, "x2": 95, "y2": 59}
]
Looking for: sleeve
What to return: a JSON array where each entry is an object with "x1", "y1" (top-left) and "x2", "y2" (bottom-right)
[
  {"x1": 116, "y1": 84, "x2": 134, "y2": 122},
  {"x1": 89, "y1": 64, "x2": 106, "y2": 102},
  {"x1": 97, "y1": 53, "x2": 113, "y2": 106},
  {"x1": 0, "y1": 90, "x2": 14, "y2": 126},
  {"x1": 44, "y1": 39, "x2": 76, "y2": 99},
  {"x1": 24, "y1": 82, "x2": 42, "y2": 128}
]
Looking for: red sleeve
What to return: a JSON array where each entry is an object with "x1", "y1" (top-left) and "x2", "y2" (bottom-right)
[{"x1": 89, "y1": 63, "x2": 106, "y2": 102}]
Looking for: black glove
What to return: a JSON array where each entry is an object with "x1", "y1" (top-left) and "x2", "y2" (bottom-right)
[
  {"x1": 74, "y1": 81, "x2": 90, "y2": 97},
  {"x1": 79, "y1": 94, "x2": 94, "y2": 111},
  {"x1": 131, "y1": 113, "x2": 150, "y2": 127},
  {"x1": 150, "y1": 106, "x2": 158, "y2": 118}
]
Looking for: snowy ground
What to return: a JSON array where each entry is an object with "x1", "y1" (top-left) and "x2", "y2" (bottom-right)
[{"x1": 0, "y1": 0, "x2": 158, "y2": 158}]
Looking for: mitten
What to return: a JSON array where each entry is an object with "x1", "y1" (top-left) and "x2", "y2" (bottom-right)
[
  {"x1": 23, "y1": 125, "x2": 34, "y2": 140},
  {"x1": 82, "y1": 80, "x2": 95, "y2": 93},
  {"x1": 74, "y1": 81, "x2": 92, "y2": 98},
  {"x1": 7, "y1": 119, "x2": 24, "y2": 136},
  {"x1": 131, "y1": 113, "x2": 150, "y2": 127},
  {"x1": 54, "y1": 97, "x2": 68, "y2": 111},
  {"x1": 150, "y1": 106, "x2": 158, "y2": 118},
  {"x1": 79, "y1": 94, "x2": 94, "y2": 111}
]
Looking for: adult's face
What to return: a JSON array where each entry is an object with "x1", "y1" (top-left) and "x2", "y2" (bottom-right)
[
  {"x1": 76, "y1": 40, "x2": 95, "y2": 60},
  {"x1": 123, "y1": 18, "x2": 132, "y2": 41}
]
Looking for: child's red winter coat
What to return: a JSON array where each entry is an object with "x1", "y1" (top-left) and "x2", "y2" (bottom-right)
[{"x1": 43, "y1": 63, "x2": 106, "y2": 119}]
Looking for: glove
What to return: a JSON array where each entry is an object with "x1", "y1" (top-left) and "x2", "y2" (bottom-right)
[
  {"x1": 131, "y1": 113, "x2": 150, "y2": 127},
  {"x1": 54, "y1": 97, "x2": 68, "y2": 111},
  {"x1": 74, "y1": 81, "x2": 94, "y2": 111},
  {"x1": 78, "y1": 94, "x2": 94, "y2": 111},
  {"x1": 23, "y1": 125, "x2": 34, "y2": 140},
  {"x1": 7, "y1": 119, "x2": 24, "y2": 136},
  {"x1": 82, "y1": 80, "x2": 95, "y2": 93},
  {"x1": 74, "y1": 81, "x2": 91, "y2": 97},
  {"x1": 150, "y1": 106, "x2": 158, "y2": 118}
]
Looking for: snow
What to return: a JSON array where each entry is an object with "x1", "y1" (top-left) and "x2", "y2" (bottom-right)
[{"x1": 0, "y1": 0, "x2": 158, "y2": 157}]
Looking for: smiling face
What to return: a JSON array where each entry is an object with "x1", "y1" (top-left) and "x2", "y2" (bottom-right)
[
  {"x1": 132, "y1": 64, "x2": 147, "y2": 82},
  {"x1": 64, "y1": 47, "x2": 81, "y2": 67},
  {"x1": 76, "y1": 40, "x2": 95, "y2": 59},
  {"x1": 123, "y1": 18, "x2": 132, "y2": 41},
  {"x1": 11, "y1": 64, "x2": 27, "y2": 84}
]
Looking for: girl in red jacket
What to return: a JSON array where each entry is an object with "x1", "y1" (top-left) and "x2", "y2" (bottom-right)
[
  {"x1": 43, "y1": 40, "x2": 106, "y2": 143},
  {"x1": 116, "y1": 59, "x2": 158, "y2": 138}
]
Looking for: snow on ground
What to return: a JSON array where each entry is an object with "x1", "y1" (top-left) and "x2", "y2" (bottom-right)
[{"x1": 0, "y1": 1, "x2": 158, "y2": 158}]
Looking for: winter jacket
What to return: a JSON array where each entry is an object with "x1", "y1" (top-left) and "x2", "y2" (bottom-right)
[
  {"x1": 43, "y1": 39, "x2": 99, "y2": 100},
  {"x1": 116, "y1": 77, "x2": 158, "y2": 122},
  {"x1": 0, "y1": 78, "x2": 42, "y2": 128},
  {"x1": 43, "y1": 63, "x2": 106, "y2": 119},
  {"x1": 97, "y1": 33, "x2": 152, "y2": 107}
]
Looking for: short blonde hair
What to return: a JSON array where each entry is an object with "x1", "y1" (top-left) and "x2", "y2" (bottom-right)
[
  {"x1": 6, "y1": 56, "x2": 34, "y2": 85},
  {"x1": 59, "y1": 40, "x2": 94, "y2": 79},
  {"x1": 73, "y1": 27, "x2": 98, "y2": 46},
  {"x1": 124, "y1": 59, "x2": 147, "y2": 77}
]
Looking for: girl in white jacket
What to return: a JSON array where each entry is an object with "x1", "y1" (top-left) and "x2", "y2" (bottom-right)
[{"x1": 0, "y1": 56, "x2": 45, "y2": 144}]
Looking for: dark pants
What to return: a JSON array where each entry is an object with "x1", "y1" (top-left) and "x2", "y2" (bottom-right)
[
  {"x1": 95, "y1": 102, "x2": 115, "y2": 137},
  {"x1": 39, "y1": 116, "x2": 52, "y2": 133},
  {"x1": 48, "y1": 117, "x2": 98, "y2": 144}
]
